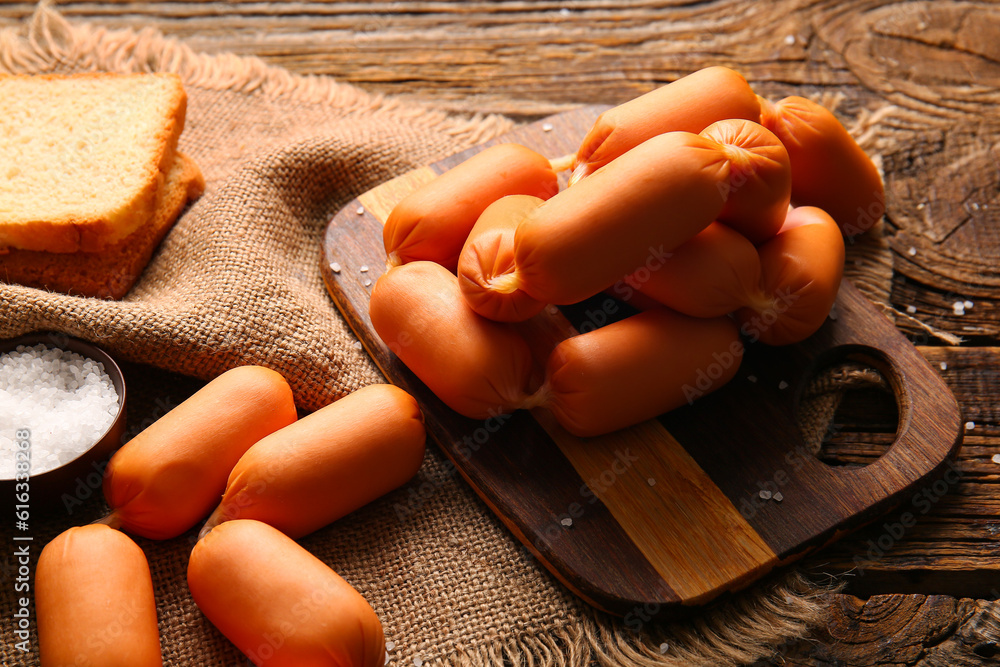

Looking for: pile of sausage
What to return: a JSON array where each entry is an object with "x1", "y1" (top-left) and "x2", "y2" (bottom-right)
[
  {"x1": 372, "y1": 66, "x2": 883, "y2": 437},
  {"x1": 35, "y1": 368, "x2": 424, "y2": 667}
]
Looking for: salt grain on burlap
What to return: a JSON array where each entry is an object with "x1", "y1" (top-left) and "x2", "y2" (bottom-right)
[{"x1": 0, "y1": 344, "x2": 119, "y2": 478}]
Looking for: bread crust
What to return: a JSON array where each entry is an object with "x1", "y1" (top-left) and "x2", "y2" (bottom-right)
[
  {"x1": 0, "y1": 73, "x2": 188, "y2": 253},
  {"x1": 0, "y1": 151, "x2": 205, "y2": 300}
]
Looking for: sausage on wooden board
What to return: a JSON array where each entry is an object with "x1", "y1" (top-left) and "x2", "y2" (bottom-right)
[
  {"x1": 383, "y1": 143, "x2": 558, "y2": 271},
  {"x1": 458, "y1": 194, "x2": 548, "y2": 322},
  {"x1": 759, "y1": 95, "x2": 885, "y2": 238},
  {"x1": 571, "y1": 66, "x2": 761, "y2": 183},
  {"x1": 490, "y1": 131, "x2": 731, "y2": 307},
  {"x1": 474, "y1": 121, "x2": 789, "y2": 312},
  {"x1": 369, "y1": 260, "x2": 541, "y2": 418},
  {"x1": 537, "y1": 307, "x2": 743, "y2": 437},
  {"x1": 736, "y1": 205, "x2": 845, "y2": 346},
  {"x1": 622, "y1": 221, "x2": 768, "y2": 319}
]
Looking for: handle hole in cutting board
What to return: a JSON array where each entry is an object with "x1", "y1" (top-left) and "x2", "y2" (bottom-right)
[{"x1": 800, "y1": 358, "x2": 900, "y2": 469}]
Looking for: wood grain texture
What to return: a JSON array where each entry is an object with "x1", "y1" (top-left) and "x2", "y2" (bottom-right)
[{"x1": 776, "y1": 594, "x2": 1000, "y2": 666}]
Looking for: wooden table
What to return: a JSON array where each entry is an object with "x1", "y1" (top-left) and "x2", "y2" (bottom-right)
[{"x1": 3, "y1": 1, "x2": 998, "y2": 664}]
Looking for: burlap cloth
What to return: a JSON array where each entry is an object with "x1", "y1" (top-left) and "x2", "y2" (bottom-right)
[{"x1": 0, "y1": 5, "x2": 899, "y2": 666}]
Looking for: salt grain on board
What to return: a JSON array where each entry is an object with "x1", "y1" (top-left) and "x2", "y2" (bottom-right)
[{"x1": 0, "y1": 344, "x2": 119, "y2": 478}]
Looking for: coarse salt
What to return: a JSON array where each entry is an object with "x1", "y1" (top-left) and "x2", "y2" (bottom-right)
[
  {"x1": 906, "y1": 305, "x2": 917, "y2": 314},
  {"x1": 0, "y1": 344, "x2": 119, "y2": 479}
]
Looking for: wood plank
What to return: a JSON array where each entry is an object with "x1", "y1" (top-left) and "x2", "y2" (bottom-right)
[{"x1": 0, "y1": 1, "x2": 911, "y2": 117}]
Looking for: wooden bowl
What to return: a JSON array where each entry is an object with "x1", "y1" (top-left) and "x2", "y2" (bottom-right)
[{"x1": 0, "y1": 332, "x2": 126, "y2": 515}]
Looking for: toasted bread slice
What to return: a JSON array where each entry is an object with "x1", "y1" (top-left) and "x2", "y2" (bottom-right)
[
  {"x1": 0, "y1": 73, "x2": 188, "y2": 253},
  {"x1": 0, "y1": 151, "x2": 205, "y2": 300}
]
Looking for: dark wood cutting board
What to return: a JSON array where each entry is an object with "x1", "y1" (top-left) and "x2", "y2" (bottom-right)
[{"x1": 320, "y1": 107, "x2": 963, "y2": 618}]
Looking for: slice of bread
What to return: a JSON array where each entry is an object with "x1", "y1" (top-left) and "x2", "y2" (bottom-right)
[
  {"x1": 0, "y1": 73, "x2": 188, "y2": 253},
  {"x1": 0, "y1": 151, "x2": 205, "y2": 300}
]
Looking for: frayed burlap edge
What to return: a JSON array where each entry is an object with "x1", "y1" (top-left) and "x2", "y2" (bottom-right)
[
  {"x1": 0, "y1": 1, "x2": 514, "y2": 148},
  {"x1": 438, "y1": 573, "x2": 838, "y2": 667},
  {"x1": 0, "y1": 6, "x2": 898, "y2": 666}
]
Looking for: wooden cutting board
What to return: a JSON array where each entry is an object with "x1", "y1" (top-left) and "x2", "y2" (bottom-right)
[{"x1": 320, "y1": 107, "x2": 963, "y2": 618}]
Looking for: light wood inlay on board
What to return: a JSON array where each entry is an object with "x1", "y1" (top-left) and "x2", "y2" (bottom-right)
[{"x1": 533, "y1": 408, "x2": 778, "y2": 604}]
